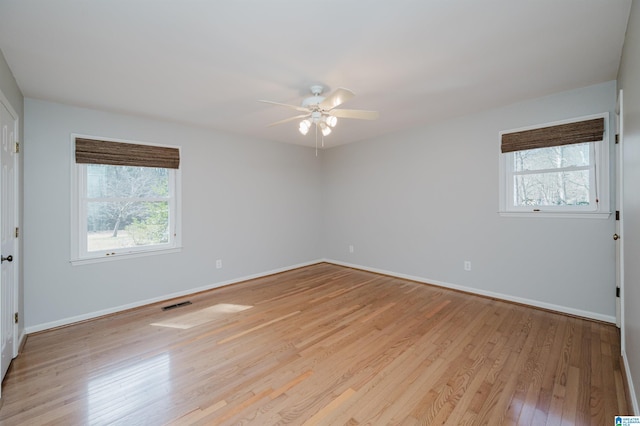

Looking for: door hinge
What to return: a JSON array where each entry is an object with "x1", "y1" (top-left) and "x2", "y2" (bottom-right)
[
  {"x1": 616, "y1": 211, "x2": 620, "y2": 221},
  {"x1": 616, "y1": 287, "x2": 620, "y2": 298},
  {"x1": 14, "y1": 227, "x2": 18, "y2": 238},
  {"x1": 14, "y1": 312, "x2": 18, "y2": 324},
  {"x1": 615, "y1": 134, "x2": 619, "y2": 144},
  {"x1": 14, "y1": 142, "x2": 19, "y2": 153}
]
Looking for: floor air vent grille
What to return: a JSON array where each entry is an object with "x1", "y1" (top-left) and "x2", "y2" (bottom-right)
[{"x1": 162, "y1": 301, "x2": 192, "y2": 311}]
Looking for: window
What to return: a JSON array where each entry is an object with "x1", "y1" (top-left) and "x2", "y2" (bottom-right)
[
  {"x1": 71, "y1": 137, "x2": 181, "y2": 264},
  {"x1": 499, "y1": 114, "x2": 609, "y2": 217}
]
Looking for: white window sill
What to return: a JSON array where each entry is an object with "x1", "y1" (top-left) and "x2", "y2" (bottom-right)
[
  {"x1": 498, "y1": 211, "x2": 611, "y2": 219},
  {"x1": 71, "y1": 246, "x2": 182, "y2": 266}
]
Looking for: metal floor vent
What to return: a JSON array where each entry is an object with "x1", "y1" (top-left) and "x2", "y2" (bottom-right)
[{"x1": 162, "y1": 301, "x2": 192, "y2": 311}]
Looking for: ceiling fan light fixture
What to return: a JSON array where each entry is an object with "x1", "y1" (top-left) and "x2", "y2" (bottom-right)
[
  {"x1": 299, "y1": 119, "x2": 310, "y2": 135},
  {"x1": 326, "y1": 115, "x2": 337, "y2": 127},
  {"x1": 321, "y1": 124, "x2": 332, "y2": 136}
]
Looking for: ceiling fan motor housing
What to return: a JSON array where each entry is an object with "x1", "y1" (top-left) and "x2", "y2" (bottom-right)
[
  {"x1": 302, "y1": 85, "x2": 326, "y2": 109},
  {"x1": 302, "y1": 95, "x2": 326, "y2": 109}
]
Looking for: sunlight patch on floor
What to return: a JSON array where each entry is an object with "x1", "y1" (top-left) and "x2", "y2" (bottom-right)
[{"x1": 150, "y1": 304, "x2": 253, "y2": 329}]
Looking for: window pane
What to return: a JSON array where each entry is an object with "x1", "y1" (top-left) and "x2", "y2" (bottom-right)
[
  {"x1": 513, "y1": 143, "x2": 590, "y2": 172},
  {"x1": 87, "y1": 165, "x2": 169, "y2": 199},
  {"x1": 513, "y1": 170, "x2": 590, "y2": 206},
  {"x1": 87, "y1": 201, "x2": 169, "y2": 251}
]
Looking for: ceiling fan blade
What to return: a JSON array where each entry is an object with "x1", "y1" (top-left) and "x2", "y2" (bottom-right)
[
  {"x1": 319, "y1": 87, "x2": 355, "y2": 111},
  {"x1": 267, "y1": 114, "x2": 310, "y2": 127},
  {"x1": 330, "y1": 109, "x2": 379, "y2": 120},
  {"x1": 258, "y1": 100, "x2": 309, "y2": 113}
]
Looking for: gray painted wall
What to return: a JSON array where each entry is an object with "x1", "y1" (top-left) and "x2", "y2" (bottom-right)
[
  {"x1": 0, "y1": 49, "x2": 24, "y2": 340},
  {"x1": 24, "y1": 98, "x2": 322, "y2": 329},
  {"x1": 617, "y1": 0, "x2": 640, "y2": 413},
  {"x1": 322, "y1": 81, "x2": 617, "y2": 321}
]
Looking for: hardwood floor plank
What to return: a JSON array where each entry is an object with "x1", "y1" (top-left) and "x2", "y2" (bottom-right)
[
  {"x1": 302, "y1": 387, "x2": 356, "y2": 425},
  {"x1": 216, "y1": 310, "x2": 301, "y2": 344},
  {"x1": 269, "y1": 370, "x2": 314, "y2": 400},
  {"x1": 170, "y1": 399, "x2": 228, "y2": 425},
  {"x1": 0, "y1": 263, "x2": 628, "y2": 425}
]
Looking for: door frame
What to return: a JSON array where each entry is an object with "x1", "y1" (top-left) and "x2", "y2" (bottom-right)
[
  {"x1": 616, "y1": 89, "x2": 625, "y2": 346},
  {"x1": 0, "y1": 88, "x2": 20, "y2": 363}
]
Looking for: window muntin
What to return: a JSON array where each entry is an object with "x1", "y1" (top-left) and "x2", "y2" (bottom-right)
[{"x1": 72, "y1": 137, "x2": 181, "y2": 263}]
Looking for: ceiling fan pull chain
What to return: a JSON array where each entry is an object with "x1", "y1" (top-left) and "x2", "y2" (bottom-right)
[{"x1": 315, "y1": 124, "x2": 318, "y2": 156}]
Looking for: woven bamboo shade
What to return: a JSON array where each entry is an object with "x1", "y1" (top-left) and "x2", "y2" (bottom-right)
[
  {"x1": 75, "y1": 138, "x2": 180, "y2": 169},
  {"x1": 501, "y1": 117, "x2": 604, "y2": 153}
]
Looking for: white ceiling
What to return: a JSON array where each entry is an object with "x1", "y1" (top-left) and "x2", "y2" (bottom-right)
[{"x1": 0, "y1": 1, "x2": 632, "y2": 148}]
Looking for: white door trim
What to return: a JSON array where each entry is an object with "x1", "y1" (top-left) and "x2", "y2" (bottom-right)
[
  {"x1": 616, "y1": 89, "x2": 625, "y2": 347},
  {"x1": 0, "y1": 88, "x2": 19, "y2": 363}
]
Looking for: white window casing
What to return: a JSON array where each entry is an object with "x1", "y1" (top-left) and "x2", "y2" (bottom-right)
[{"x1": 71, "y1": 135, "x2": 182, "y2": 265}]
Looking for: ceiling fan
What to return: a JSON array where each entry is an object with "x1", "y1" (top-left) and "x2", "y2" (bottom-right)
[{"x1": 258, "y1": 85, "x2": 379, "y2": 142}]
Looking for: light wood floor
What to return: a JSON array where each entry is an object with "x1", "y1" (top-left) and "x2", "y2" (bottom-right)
[{"x1": 0, "y1": 263, "x2": 629, "y2": 425}]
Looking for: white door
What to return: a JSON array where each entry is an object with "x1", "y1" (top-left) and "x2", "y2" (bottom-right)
[
  {"x1": 615, "y1": 90, "x2": 625, "y2": 334},
  {"x1": 0, "y1": 97, "x2": 17, "y2": 382}
]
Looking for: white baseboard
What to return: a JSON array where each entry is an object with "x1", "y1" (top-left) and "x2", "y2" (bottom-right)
[
  {"x1": 25, "y1": 259, "x2": 324, "y2": 334},
  {"x1": 622, "y1": 349, "x2": 639, "y2": 415},
  {"x1": 323, "y1": 258, "x2": 616, "y2": 324}
]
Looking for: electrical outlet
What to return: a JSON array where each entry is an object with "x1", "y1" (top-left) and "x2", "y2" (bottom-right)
[
  {"x1": 349, "y1": 245, "x2": 354, "y2": 253},
  {"x1": 464, "y1": 261, "x2": 471, "y2": 271},
  {"x1": 216, "y1": 259, "x2": 222, "y2": 269}
]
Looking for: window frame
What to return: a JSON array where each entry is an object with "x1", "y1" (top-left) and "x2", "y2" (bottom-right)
[
  {"x1": 71, "y1": 135, "x2": 182, "y2": 265},
  {"x1": 498, "y1": 113, "x2": 610, "y2": 219}
]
